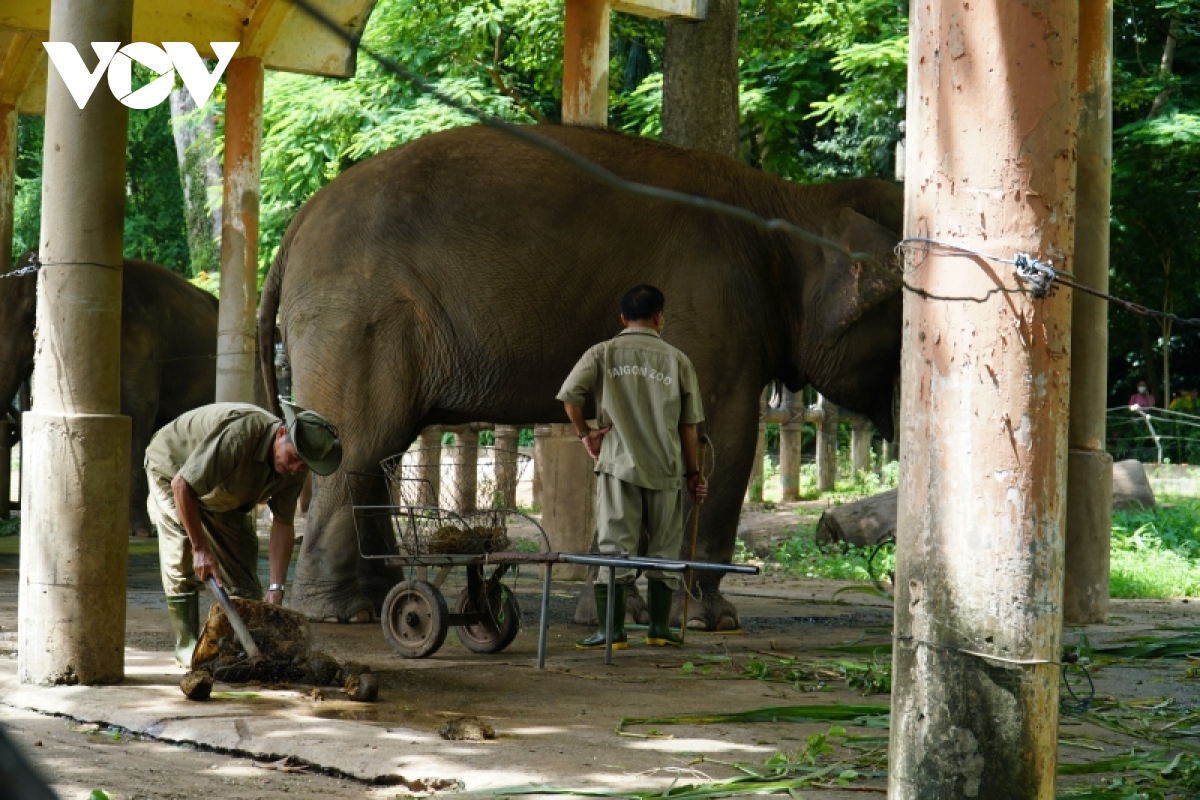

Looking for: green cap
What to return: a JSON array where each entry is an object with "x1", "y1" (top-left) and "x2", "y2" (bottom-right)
[{"x1": 280, "y1": 399, "x2": 343, "y2": 476}]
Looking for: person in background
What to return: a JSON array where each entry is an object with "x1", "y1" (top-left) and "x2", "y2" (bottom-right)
[{"x1": 1129, "y1": 381, "x2": 1156, "y2": 409}]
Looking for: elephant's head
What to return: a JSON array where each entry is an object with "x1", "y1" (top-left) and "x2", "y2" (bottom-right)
[
  {"x1": 787, "y1": 206, "x2": 904, "y2": 440},
  {"x1": 0, "y1": 251, "x2": 38, "y2": 409}
]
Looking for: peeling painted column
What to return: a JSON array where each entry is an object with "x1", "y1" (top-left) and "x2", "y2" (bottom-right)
[
  {"x1": 19, "y1": 0, "x2": 133, "y2": 685},
  {"x1": 816, "y1": 395, "x2": 838, "y2": 493},
  {"x1": 216, "y1": 56, "x2": 264, "y2": 403},
  {"x1": 414, "y1": 427, "x2": 442, "y2": 507},
  {"x1": 888, "y1": 0, "x2": 1078, "y2": 796},
  {"x1": 562, "y1": 0, "x2": 610, "y2": 126},
  {"x1": 0, "y1": 102, "x2": 15, "y2": 275},
  {"x1": 541, "y1": 423, "x2": 596, "y2": 580},
  {"x1": 1064, "y1": 0, "x2": 1114, "y2": 625}
]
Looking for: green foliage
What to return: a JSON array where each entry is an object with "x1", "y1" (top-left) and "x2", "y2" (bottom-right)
[
  {"x1": 1111, "y1": 499, "x2": 1200, "y2": 598},
  {"x1": 11, "y1": 115, "x2": 42, "y2": 262},
  {"x1": 0, "y1": 517, "x2": 18, "y2": 537},
  {"x1": 769, "y1": 522, "x2": 895, "y2": 582}
]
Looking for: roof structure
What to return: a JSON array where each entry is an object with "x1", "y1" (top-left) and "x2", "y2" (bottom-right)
[{"x1": 0, "y1": 0, "x2": 379, "y2": 114}]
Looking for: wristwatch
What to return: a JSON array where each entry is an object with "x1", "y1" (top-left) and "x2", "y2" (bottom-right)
[{"x1": 268, "y1": 583, "x2": 286, "y2": 594}]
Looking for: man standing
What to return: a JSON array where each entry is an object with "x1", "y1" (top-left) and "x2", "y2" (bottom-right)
[
  {"x1": 558, "y1": 285, "x2": 707, "y2": 649},
  {"x1": 145, "y1": 401, "x2": 342, "y2": 667}
]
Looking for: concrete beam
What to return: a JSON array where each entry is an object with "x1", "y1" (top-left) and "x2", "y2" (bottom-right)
[
  {"x1": 215, "y1": 56, "x2": 263, "y2": 404},
  {"x1": 612, "y1": 0, "x2": 705, "y2": 20}
]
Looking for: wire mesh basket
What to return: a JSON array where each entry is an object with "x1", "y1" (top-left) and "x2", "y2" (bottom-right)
[{"x1": 377, "y1": 445, "x2": 533, "y2": 557}]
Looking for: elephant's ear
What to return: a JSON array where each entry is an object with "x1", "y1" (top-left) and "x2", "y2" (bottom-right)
[{"x1": 818, "y1": 207, "x2": 903, "y2": 342}]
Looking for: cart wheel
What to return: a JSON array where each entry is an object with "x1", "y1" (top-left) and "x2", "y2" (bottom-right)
[
  {"x1": 455, "y1": 584, "x2": 521, "y2": 654},
  {"x1": 382, "y1": 580, "x2": 449, "y2": 658}
]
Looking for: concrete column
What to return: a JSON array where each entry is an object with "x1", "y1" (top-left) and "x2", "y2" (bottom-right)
[
  {"x1": 532, "y1": 423, "x2": 550, "y2": 507},
  {"x1": 215, "y1": 57, "x2": 264, "y2": 403},
  {"x1": 0, "y1": 103, "x2": 16, "y2": 275},
  {"x1": 816, "y1": 395, "x2": 838, "y2": 493},
  {"x1": 562, "y1": 0, "x2": 610, "y2": 126},
  {"x1": 494, "y1": 425, "x2": 520, "y2": 508},
  {"x1": 746, "y1": 422, "x2": 766, "y2": 502},
  {"x1": 778, "y1": 390, "x2": 802, "y2": 501},
  {"x1": 540, "y1": 422, "x2": 595, "y2": 579},
  {"x1": 414, "y1": 427, "x2": 442, "y2": 507},
  {"x1": 451, "y1": 428, "x2": 479, "y2": 514},
  {"x1": 20, "y1": 0, "x2": 134, "y2": 686},
  {"x1": 1064, "y1": 0, "x2": 1114, "y2": 625},
  {"x1": 850, "y1": 418, "x2": 872, "y2": 477},
  {"x1": 889, "y1": 0, "x2": 1077, "y2": 796},
  {"x1": 0, "y1": 420, "x2": 12, "y2": 518}
]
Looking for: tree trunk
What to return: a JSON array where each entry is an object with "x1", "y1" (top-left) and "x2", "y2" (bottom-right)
[
  {"x1": 1146, "y1": 13, "x2": 1181, "y2": 120},
  {"x1": 1140, "y1": 319, "x2": 1161, "y2": 397},
  {"x1": 168, "y1": 88, "x2": 222, "y2": 275},
  {"x1": 661, "y1": 0, "x2": 738, "y2": 157}
]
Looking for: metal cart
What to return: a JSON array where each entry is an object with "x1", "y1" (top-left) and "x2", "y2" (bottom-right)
[
  {"x1": 345, "y1": 446, "x2": 554, "y2": 661},
  {"x1": 347, "y1": 445, "x2": 760, "y2": 668}
]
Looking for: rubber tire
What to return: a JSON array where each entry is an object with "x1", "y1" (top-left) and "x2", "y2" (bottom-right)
[
  {"x1": 454, "y1": 584, "x2": 521, "y2": 654},
  {"x1": 381, "y1": 580, "x2": 449, "y2": 659}
]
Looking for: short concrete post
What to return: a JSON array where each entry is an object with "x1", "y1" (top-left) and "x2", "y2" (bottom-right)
[
  {"x1": 20, "y1": 0, "x2": 133, "y2": 685},
  {"x1": 778, "y1": 389, "x2": 802, "y2": 501},
  {"x1": 414, "y1": 427, "x2": 442, "y2": 507},
  {"x1": 562, "y1": 0, "x2": 610, "y2": 126},
  {"x1": 850, "y1": 417, "x2": 872, "y2": 478},
  {"x1": 540, "y1": 423, "x2": 595, "y2": 580},
  {"x1": 532, "y1": 424, "x2": 550, "y2": 508},
  {"x1": 0, "y1": 102, "x2": 16, "y2": 275},
  {"x1": 451, "y1": 428, "x2": 479, "y2": 514},
  {"x1": 216, "y1": 56, "x2": 264, "y2": 404},
  {"x1": 747, "y1": 422, "x2": 766, "y2": 502},
  {"x1": 816, "y1": 395, "x2": 838, "y2": 493},
  {"x1": 493, "y1": 425, "x2": 520, "y2": 509}
]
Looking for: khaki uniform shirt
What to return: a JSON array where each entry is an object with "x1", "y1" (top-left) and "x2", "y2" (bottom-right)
[
  {"x1": 557, "y1": 328, "x2": 704, "y2": 490},
  {"x1": 144, "y1": 403, "x2": 305, "y2": 524}
]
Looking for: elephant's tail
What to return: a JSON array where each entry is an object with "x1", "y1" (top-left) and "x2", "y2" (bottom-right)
[{"x1": 258, "y1": 240, "x2": 287, "y2": 418}]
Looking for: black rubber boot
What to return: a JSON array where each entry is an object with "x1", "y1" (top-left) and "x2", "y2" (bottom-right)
[
  {"x1": 167, "y1": 593, "x2": 199, "y2": 668},
  {"x1": 575, "y1": 583, "x2": 628, "y2": 650},
  {"x1": 645, "y1": 578, "x2": 683, "y2": 646}
]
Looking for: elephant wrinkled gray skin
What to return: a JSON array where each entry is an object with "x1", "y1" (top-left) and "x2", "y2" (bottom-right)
[
  {"x1": 0, "y1": 253, "x2": 219, "y2": 537},
  {"x1": 259, "y1": 126, "x2": 903, "y2": 628}
]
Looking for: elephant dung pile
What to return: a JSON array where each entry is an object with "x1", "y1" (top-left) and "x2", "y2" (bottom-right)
[{"x1": 183, "y1": 597, "x2": 373, "y2": 700}]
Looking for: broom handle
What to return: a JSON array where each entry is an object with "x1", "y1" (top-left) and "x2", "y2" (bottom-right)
[{"x1": 680, "y1": 435, "x2": 707, "y2": 645}]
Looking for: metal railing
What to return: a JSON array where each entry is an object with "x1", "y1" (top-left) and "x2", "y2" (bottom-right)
[{"x1": 1107, "y1": 405, "x2": 1200, "y2": 464}]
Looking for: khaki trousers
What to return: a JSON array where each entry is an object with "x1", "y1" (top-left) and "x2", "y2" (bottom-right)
[
  {"x1": 595, "y1": 472, "x2": 684, "y2": 591},
  {"x1": 148, "y1": 477, "x2": 263, "y2": 600}
]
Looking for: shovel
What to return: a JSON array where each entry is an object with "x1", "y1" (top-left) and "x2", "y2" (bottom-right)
[{"x1": 206, "y1": 576, "x2": 262, "y2": 666}]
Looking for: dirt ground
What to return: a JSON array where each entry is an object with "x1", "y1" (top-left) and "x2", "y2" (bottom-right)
[{"x1": 2, "y1": 501, "x2": 1200, "y2": 799}]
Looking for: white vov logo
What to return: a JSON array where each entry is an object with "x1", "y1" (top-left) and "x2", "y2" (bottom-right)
[{"x1": 42, "y1": 42, "x2": 239, "y2": 110}]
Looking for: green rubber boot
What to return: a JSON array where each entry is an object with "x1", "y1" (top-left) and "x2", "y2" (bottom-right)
[
  {"x1": 645, "y1": 578, "x2": 683, "y2": 647},
  {"x1": 167, "y1": 593, "x2": 200, "y2": 668},
  {"x1": 575, "y1": 583, "x2": 628, "y2": 650}
]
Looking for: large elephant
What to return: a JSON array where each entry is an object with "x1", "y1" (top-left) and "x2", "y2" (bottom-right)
[
  {"x1": 259, "y1": 125, "x2": 903, "y2": 627},
  {"x1": 0, "y1": 254, "x2": 219, "y2": 536}
]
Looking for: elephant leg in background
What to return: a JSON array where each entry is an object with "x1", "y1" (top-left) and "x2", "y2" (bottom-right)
[
  {"x1": 672, "y1": 389, "x2": 761, "y2": 631},
  {"x1": 123, "y1": 364, "x2": 162, "y2": 538}
]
